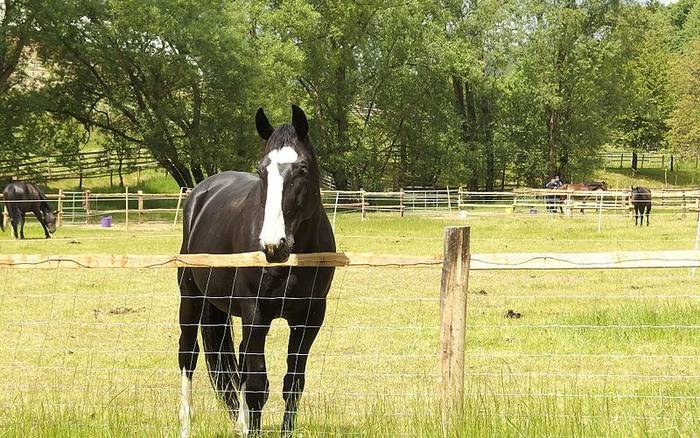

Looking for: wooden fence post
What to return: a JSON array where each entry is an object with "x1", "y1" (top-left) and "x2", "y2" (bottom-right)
[
  {"x1": 361, "y1": 189, "x2": 366, "y2": 220},
  {"x1": 399, "y1": 189, "x2": 405, "y2": 217},
  {"x1": 439, "y1": 226, "x2": 469, "y2": 414},
  {"x1": 331, "y1": 191, "x2": 340, "y2": 230},
  {"x1": 57, "y1": 189, "x2": 64, "y2": 227},
  {"x1": 137, "y1": 190, "x2": 144, "y2": 224},
  {"x1": 125, "y1": 186, "x2": 129, "y2": 231},
  {"x1": 173, "y1": 188, "x2": 185, "y2": 230},
  {"x1": 692, "y1": 213, "x2": 700, "y2": 278},
  {"x1": 597, "y1": 193, "x2": 603, "y2": 233},
  {"x1": 446, "y1": 186, "x2": 452, "y2": 212},
  {"x1": 682, "y1": 191, "x2": 687, "y2": 218},
  {"x1": 84, "y1": 190, "x2": 91, "y2": 224}
]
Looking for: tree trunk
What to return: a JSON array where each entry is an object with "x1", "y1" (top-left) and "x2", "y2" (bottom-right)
[
  {"x1": 118, "y1": 157, "x2": 124, "y2": 189},
  {"x1": 397, "y1": 141, "x2": 407, "y2": 190},
  {"x1": 480, "y1": 94, "x2": 494, "y2": 191},
  {"x1": 547, "y1": 107, "x2": 559, "y2": 177},
  {"x1": 191, "y1": 164, "x2": 205, "y2": 184},
  {"x1": 158, "y1": 158, "x2": 193, "y2": 189},
  {"x1": 453, "y1": 76, "x2": 480, "y2": 191}
]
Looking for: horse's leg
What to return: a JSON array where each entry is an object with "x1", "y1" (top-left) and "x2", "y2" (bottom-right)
[
  {"x1": 178, "y1": 268, "x2": 203, "y2": 438},
  {"x1": 19, "y1": 213, "x2": 25, "y2": 239},
  {"x1": 239, "y1": 310, "x2": 271, "y2": 436},
  {"x1": 35, "y1": 210, "x2": 50, "y2": 238},
  {"x1": 10, "y1": 212, "x2": 19, "y2": 239},
  {"x1": 281, "y1": 308, "x2": 325, "y2": 437},
  {"x1": 646, "y1": 205, "x2": 651, "y2": 226}
]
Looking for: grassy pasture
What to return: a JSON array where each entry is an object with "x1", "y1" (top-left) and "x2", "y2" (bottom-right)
[{"x1": 0, "y1": 212, "x2": 698, "y2": 437}]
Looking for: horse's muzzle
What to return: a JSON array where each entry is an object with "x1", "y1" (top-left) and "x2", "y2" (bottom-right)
[{"x1": 262, "y1": 239, "x2": 291, "y2": 263}]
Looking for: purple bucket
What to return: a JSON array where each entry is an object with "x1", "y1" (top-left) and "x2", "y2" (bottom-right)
[{"x1": 100, "y1": 216, "x2": 112, "y2": 228}]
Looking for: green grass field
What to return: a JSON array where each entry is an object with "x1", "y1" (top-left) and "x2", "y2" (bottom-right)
[{"x1": 0, "y1": 212, "x2": 698, "y2": 437}]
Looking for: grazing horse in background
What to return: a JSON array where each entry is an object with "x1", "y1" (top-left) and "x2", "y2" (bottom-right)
[
  {"x1": 178, "y1": 105, "x2": 335, "y2": 438},
  {"x1": 631, "y1": 186, "x2": 652, "y2": 226},
  {"x1": 558, "y1": 181, "x2": 608, "y2": 214},
  {"x1": 1, "y1": 181, "x2": 58, "y2": 239}
]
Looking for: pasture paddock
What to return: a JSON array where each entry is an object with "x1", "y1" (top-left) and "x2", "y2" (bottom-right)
[{"x1": 0, "y1": 214, "x2": 698, "y2": 437}]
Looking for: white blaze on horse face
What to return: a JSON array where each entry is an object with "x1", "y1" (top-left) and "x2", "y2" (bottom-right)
[
  {"x1": 259, "y1": 146, "x2": 298, "y2": 248},
  {"x1": 179, "y1": 367, "x2": 192, "y2": 438}
]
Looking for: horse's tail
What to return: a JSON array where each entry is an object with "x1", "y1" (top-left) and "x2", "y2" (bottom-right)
[{"x1": 201, "y1": 300, "x2": 240, "y2": 417}]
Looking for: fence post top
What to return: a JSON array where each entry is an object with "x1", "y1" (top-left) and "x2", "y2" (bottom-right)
[{"x1": 444, "y1": 226, "x2": 470, "y2": 233}]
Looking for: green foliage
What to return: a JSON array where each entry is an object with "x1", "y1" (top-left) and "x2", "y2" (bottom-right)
[
  {"x1": 2, "y1": 0, "x2": 700, "y2": 190},
  {"x1": 667, "y1": 40, "x2": 700, "y2": 158}
]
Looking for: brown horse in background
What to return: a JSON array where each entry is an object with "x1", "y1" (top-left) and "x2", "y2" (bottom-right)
[{"x1": 558, "y1": 181, "x2": 608, "y2": 214}]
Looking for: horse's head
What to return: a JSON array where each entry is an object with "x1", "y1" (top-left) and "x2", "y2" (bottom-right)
[
  {"x1": 599, "y1": 181, "x2": 608, "y2": 191},
  {"x1": 255, "y1": 105, "x2": 319, "y2": 263},
  {"x1": 43, "y1": 210, "x2": 59, "y2": 234}
]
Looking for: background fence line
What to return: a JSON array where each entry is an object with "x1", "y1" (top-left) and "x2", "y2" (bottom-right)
[{"x1": 3, "y1": 187, "x2": 699, "y2": 230}]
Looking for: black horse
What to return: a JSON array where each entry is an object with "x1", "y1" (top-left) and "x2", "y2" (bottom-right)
[
  {"x1": 631, "y1": 186, "x2": 651, "y2": 226},
  {"x1": 1, "y1": 181, "x2": 58, "y2": 239},
  {"x1": 178, "y1": 105, "x2": 335, "y2": 438}
]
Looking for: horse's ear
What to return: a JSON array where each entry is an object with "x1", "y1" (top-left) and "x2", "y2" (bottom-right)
[
  {"x1": 291, "y1": 105, "x2": 308, "y2": 139},
  {"x1": 255, "y1": 107, "x2": 274, "y2": 141}
]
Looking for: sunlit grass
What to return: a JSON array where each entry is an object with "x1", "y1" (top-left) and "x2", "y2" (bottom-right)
[{"x1": 0, "y1": 213, "x2": 698, "y2": 436}]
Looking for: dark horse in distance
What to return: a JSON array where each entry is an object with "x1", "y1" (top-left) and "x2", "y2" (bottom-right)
[
  {"x1": 1, "y1": 181, "x2": 58, "y2": 239},
  {"x1": 178, "y1": 106, "x2": 335, "y2": 438},
  {"x1": 631, "y1": 186, "x2": 652, "y2": 226}
]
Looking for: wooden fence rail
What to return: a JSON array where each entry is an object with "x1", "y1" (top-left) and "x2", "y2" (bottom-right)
[{"x1": 0, "y1": 148, "x2": 158, "y2": 183}]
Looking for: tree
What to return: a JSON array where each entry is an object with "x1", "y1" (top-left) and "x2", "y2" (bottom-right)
[
  {"x1": 611, "y1": 3, "x2": 672, "y2": 170},
  {"x1": 36, "y1": 0, "x2": 278, "y2": 188},
  {"x1": 667, "y1": 42, "x2": 700, "y2": 158},
  {"x1": 502, "y1": 0, "x2": 627, "y2": 183}
]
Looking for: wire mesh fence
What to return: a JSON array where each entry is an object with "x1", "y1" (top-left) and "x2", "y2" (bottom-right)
[{"x1": 0, "y1": 238, "x2": 698, "y2": 436}]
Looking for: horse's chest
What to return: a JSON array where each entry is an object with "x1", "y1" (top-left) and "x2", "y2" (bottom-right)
[{"x1": 258, "y1": 268, "x2": 300, "y2": 294}]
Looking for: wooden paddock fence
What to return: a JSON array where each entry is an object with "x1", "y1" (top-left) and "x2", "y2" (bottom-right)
[
  {"x1": 1, "y1": 226, "x2": 700, "y2": 412},
  {"x1": 599, "y1": 151, "x2": 700, "y2": 170},
  {"x1": 2, "y1": 187, "x2": 700, "y2": 231}
]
